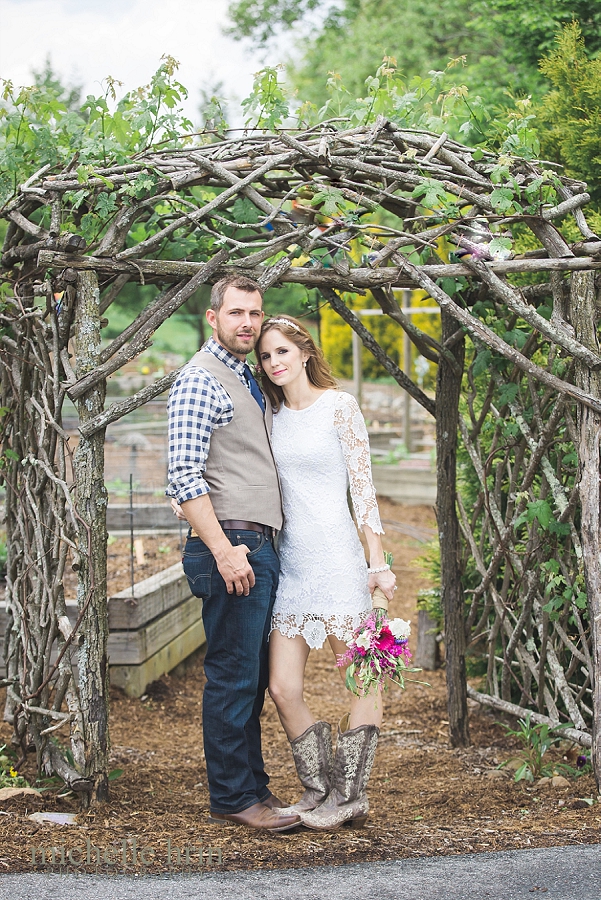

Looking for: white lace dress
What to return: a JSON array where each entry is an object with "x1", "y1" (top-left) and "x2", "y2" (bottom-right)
[{"x1": 270, "y1": 390, "x2": 383, "y2": 649}]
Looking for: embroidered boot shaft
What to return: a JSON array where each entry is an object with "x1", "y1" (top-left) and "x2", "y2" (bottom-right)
[
  {"x1": 301, "y1": 715, "x2": 379, "y2": 831},
  {"x1": 279, "y1": 721, "x2": 333, "y2": 814}
]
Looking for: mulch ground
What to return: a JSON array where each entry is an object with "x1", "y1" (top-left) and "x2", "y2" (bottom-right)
[{"x1": 0, "y1": 499, "x2": 599, "y2": 874}]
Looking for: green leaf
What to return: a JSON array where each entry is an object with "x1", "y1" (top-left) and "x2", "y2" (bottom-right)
[
  {"x1": 548, "y1": 521, "x2": 571, "y2": 536},
  {"x1": 345, "y1": 667, "x2": 359, "y2": 695},
  {"x1": 472, "y1": 348, "x2": 492, "y2": 377},
  {"x1": 503, "y1": 328, "x2": 527, "y2": 349},
  {"x1": 497, "y1": 382, "x2": 518, "y2": 406},
  {"x1": 121, "y1": 173, "x2": 158, "y2": 200},
  {"x1": 503, "y1": 421, "x2": 520, "y2": 438},
  {"x1": 527, "y1": 499, "x2": 552, "y2": 529},
  {"x1": 92, "y1": 173, "x2": 114, "y2": 190},
  {"x1": 488, "y1": 236, "x2": 513, "y2": 256},
  {"x1": 108, "y1": 768, "x2": 124, "y2": 781},
  {"x1": 411, "y1": 178, "x2": 447, "y2": 210},
  {"x1": 490, "y1": 186, "x2": 515, "y2": 213},
  {"x1": 542, "y1": 595, "x2": 564, "y2": 615},
  {"x1": 232, "y1": 196, "x2": 261, "y2": 225},
  {"x1": 310, "y1": 187, "x2": 346, "y2": 217},
  {"x1": 76, "y1": 164, "x2": 94, "y2": 184},
  {"x1": 514, "y1": 762, "x2": 534, "y2": 783},
  {"x1": 538, "y1": 304, "x2": 553, "y2": 321},
  {"x1": 68, "y1": 189, "x2": 90, "y2": 210},
  {"x1": 95, "y1": 191, "x2": 117, "y2": 219}
]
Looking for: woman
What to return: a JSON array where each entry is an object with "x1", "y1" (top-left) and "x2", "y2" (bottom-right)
[{"x1": 256, "y1": 315, "x2": 396, "y2": 831}]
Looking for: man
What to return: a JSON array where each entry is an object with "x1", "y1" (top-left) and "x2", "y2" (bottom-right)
[{"x1": 167, "y1": 274, "x2": 300, "y2": 833}]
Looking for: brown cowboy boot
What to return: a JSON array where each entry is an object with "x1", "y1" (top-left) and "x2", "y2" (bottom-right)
[
  {"x1": 208, "y1": 801, "x2": 300, "y2": 832},
  {"x1": 300, "y1": 714, "x2": 379, "y2": 831}
]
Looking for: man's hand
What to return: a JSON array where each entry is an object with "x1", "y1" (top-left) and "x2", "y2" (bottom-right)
[
  {"x1": 170, "y1": 498, "x2": 188, "y2": 520},
  {"x1": 179, "y1": 494, "x2": 256, "y2": 597},
  {"x1": 215, "y1": 543, "x2": 255, "y2": 596}
]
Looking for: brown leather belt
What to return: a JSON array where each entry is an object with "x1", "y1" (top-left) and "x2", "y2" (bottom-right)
[
  {"x1": 220, "y1": 520, "x2": 267, "y2": 533},
  {"x1": 190, "y1": 520, "x2": 269, "y2": 538}
]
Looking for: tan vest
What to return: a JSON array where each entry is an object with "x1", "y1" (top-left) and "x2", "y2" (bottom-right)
[{"x1": 188, "y1": 350, "x2": 283, "y2": 530}]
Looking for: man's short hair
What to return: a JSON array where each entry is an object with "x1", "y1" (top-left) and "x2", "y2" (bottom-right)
[{"x1": 210, "y1": 275, "x2": 263, "y2": 312}]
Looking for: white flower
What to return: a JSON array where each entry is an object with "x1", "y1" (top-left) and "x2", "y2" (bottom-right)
[
  {"x1": 389, "y1": 617, "x2": 411, "y2": 640},
  {"x1": 355, "y1": 631, "x2": 372, "y2": 652}
]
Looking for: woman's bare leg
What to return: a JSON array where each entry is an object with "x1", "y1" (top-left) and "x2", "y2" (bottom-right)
[
  {"x1": 269, "y1": 630, "x2": 315, "y2": 740},
  {"x1": 327, "y1": 634, "x2": 383, "y2": 729}
]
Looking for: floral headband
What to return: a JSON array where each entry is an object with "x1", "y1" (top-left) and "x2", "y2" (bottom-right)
[{"x1": 265, "y1": 317, "x2": 302, "y2": 333}]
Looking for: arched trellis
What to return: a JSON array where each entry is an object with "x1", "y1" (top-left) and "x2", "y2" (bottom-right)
[{"x1": 2, "y1": 118, "x2": 601, "y2": 802}]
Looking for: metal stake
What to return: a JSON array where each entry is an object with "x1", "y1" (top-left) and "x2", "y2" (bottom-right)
[{"x1": 129, "y1": 473, "x2": 135, "y2": 600}]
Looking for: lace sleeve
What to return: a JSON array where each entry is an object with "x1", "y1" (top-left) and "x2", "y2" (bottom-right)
[{"x1": 333, "y1": 392, "x2": 383, "y2": 534}]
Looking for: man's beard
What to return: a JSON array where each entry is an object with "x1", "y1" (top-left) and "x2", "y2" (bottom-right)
[{"x1": 215, "y1": 323, "x2": 257, "y2": 356}]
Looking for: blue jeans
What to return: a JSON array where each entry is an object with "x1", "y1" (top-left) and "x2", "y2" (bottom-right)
[{"x1": 182, "y1": 528, "x2": 280, "y2": 814}]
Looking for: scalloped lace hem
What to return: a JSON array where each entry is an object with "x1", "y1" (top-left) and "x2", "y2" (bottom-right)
[{"x1": 270, "y1": 612, "x2": 367, "y2": 650}]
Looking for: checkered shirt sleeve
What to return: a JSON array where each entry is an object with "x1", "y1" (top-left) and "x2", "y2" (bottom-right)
[{"x1": 166, "y1": 365, "x2": 234, "y2": 503}]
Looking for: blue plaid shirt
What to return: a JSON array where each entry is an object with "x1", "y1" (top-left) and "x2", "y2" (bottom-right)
[{"x1": 167, "y1": 337, "x2": 254, "y2": 503}]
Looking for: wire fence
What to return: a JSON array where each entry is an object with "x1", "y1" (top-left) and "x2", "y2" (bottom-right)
[{"x1": 104, "y1": 472, "x2": 184, "y2": 599}]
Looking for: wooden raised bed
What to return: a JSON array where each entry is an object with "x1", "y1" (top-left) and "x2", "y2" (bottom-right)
[
  {"x1": 372, "y1": 465, "x2": 436, "y2": 506},
  {"x1": 0, "y1": 563, "x2": 205, "y2": 698}
]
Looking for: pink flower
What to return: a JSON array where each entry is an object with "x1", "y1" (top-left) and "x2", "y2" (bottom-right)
[
  {"x1": 375, "y1": 626, "x2": 395, "y2": 652},
  {"x1": 389, "y1": 643, "x2": 412, "y2": 661}
]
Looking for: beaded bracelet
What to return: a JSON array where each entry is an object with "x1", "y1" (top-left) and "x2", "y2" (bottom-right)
[{"x1": 367, "y1": 564, "x2": 391, "y2": 574}]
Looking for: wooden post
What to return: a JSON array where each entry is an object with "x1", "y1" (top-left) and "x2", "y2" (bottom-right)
[
  {"x1": 436, "y1": 309, "x2": 469, "y2": 746},
  {"x1": 569, "y1": 270, "x2": 601, "y2": 791},
  {"x1": 416, "y1": 609, "x2": 440, "y2": 670},
  {"x1": 404, "y1": 327, "x2": 412, "y2": 453},
  {"x1": 73, "y1": 270, "x2": 110, "y2": 804}
]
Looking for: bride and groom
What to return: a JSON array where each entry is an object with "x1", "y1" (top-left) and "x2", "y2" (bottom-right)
[{"x1": 167, "y1": 274, "x2": 396, "y2": 833}]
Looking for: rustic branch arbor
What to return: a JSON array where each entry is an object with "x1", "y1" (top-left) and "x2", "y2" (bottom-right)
[{"x1": 2, "y1": 119, "x2": 601, "y2": 801}]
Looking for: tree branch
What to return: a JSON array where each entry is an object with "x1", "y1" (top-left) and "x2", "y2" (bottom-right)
[
  {"x1": 78, "y1": 369, "x2": 181, "y2": 438},
  {"x1": 396, "y1": 255, "x2": 601, "y2": 415},
  {"x1": 66, "y1": 249, "x2": 228, "y2": 401},
  {"x1": 467, "y1": 686, "x2": 591, "y2": 748},
  {"x1": 319, "y1": 287, "x2": 436, "y2": 417},
  {"x1": 464, "y1": 257, "x2": 601, "y2": 369}
]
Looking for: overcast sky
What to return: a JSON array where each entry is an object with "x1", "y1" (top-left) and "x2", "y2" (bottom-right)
[{"x1": 0, "y1": 0, "x2": 280, "y2": 125}]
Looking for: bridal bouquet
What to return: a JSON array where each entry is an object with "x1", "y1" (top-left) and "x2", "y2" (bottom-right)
[{"x1": 338, "y1": 608, "x2": 418, "y2": 695}]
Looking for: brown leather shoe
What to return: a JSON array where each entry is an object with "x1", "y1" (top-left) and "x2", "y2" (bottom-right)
[
  {"x1": 208, "y1": 801, "x2": 300, "y2": 832},
  {"x1": 262, "y1": 793, "x2": 288, "y2": 809}
]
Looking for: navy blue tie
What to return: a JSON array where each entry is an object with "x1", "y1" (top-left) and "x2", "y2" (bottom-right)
[{"x1": 243, "y1": 364, "x2": 265, "y2": 413}]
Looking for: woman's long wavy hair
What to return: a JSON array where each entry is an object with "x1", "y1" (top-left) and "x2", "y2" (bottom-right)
[{"x1": 256, "y1": 315, "x2": 338, "y2": 410}]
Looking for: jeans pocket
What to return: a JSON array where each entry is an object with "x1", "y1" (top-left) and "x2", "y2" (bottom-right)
[
  {"x1": 246, "y1": 533, "x2": 266, "y2": 557},
  {"x1": 182, "y1": 541, "x2": 214, "y2": 599},
  {"x1": 227, "y1": 530, "x2": 266, "y2": 558}
]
